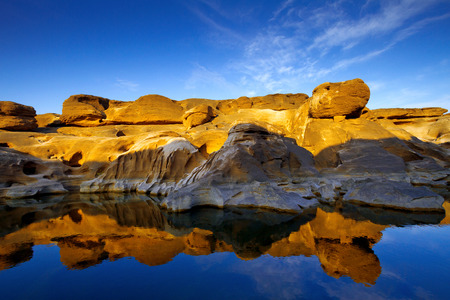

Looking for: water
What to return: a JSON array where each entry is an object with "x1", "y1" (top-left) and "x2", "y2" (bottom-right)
[{"x1": 0, "y1": 194, "x2": 449, "y2": 300}]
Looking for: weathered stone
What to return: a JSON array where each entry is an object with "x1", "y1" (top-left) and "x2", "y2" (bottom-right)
[
  {"x1": 309, "y1": 78, "x2": 370, "y2": 118},
  {"x1": 0, "y1": 101, "x2": 36, "y2": 117},
  {"x1": 161, "y1": 123, "x2": 319, "y2": 212},
  {"x1": 217, "y1": 93, "x2": 308, "y2": 114},
  {"x1": 105, "y1": 94, "x2": 184, "y2": 125},
  {"x1": 343, "y1": 179, "x2": 444, "y2": 211},
  {"x1": 80, "y1": 132, "x2": 205, "y2": 195},
  {"x1": 60, "y1": 94, "x2": 110, "y2": 126},
  {"x1": 0, "y1": 115, "x2": 38, "y2": 131},
  {"x1": 0, "y1": 78, "x2": 449, "y2": 212},
  {"x1": 0, "y1": 101, "x2": 37, "y2": 131},
  {"x1": 0, "y1": 148, "x2": 67, "y2": 198},
  {"x1": 35, "y1": 113, "x2": 61, "y2": 127},
  {"x1": 182, "y1": 104, "x2": 215, "y2": 128},
  {"x1": 366, "y1": 107, "x2": 447, "y2": 119}
]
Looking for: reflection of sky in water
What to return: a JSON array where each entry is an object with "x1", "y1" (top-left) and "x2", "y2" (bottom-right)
[{"x1": 0, "y1": 197, "x2": 449, "y2": 300}]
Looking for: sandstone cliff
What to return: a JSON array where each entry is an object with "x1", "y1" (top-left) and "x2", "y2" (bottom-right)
[{"x1": 0, "y1": 78, "x2": 448, "y2": 213}]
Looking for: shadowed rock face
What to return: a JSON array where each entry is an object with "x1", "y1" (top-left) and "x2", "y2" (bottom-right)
[
  {"x1": 161, "y1": 124, "x2": 320, "y2": 212},
  {"x1": 0, "y1": 196, "x2": 445, "y2": 284},
  {"x1": 1, "y1": 78, "x2": 448, "y2": 213}
]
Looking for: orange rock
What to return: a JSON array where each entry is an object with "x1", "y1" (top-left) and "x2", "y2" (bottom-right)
[
  {"x1": 309, "y1": 78, "x2": 370, "y2": 118},
  {"x1": 182, "y1": 104, "x2": 215, "y2": 128},
  {"x1": 0, "y1": 101, "x2": 37, "y2": 131}
]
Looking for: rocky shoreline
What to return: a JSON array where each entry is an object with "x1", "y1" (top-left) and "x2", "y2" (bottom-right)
[{"x1": 1, "y1": 78, "x2": 449, "y2": 212}]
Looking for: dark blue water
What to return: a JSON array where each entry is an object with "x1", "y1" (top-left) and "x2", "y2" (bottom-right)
[{"x1": 0, "y1": 195, "x2": 449, "y2": 300}]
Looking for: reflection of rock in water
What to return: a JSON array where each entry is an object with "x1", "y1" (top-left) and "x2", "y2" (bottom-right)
[
  {"x1": 268, "y1": 208, "x2": 386, "y2": 285},
  {"x1": 315, "y1": 239, "x2": 380, "y2": 285},
  {"x1": 0, "y1": 195, "x2": 447, "y2": 285},
  {"x1": 164, "y1": 207, "x2": 317, "y2": 259},
  {"x1": 324, "y1": 202, "x2": 445, "y2": 226},
  {"x1": 0, "y1": 243, "x2": 33, "y2": 271},
  {"x1": 441, "y1": 201, "x2": 450, "y2": 225}
]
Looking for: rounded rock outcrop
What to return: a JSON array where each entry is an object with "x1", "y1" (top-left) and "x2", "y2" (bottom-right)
[
  {"x1": 309, "y1": 78, "x2": 370, "y2": 118},
  {"x1": 106, "y1": 95, "x2": 184, "y2": 125},
  {"x1": 182, "y1": 104, "x2": 215, "y2": 129},
  {"x1": 0, "y1": 101, "x2": 38, "y2": 131},
  {"x1": 60, "y1": 94, "x2": 110, "y2": 126}
]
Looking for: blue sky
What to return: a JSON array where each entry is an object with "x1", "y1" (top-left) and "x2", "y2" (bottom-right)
[{"x1": 1, "y1": 0, "x2": 450, "y2": 114}]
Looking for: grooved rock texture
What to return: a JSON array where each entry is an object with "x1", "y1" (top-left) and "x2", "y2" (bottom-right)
[
  {"x1": 161, "y1": 123, "x2": 319, "y2": 212},
  {"x1": 309, "y1": 78, "x2": 370, "y2": 118},
  {"x1": 0, "y1": 101, "x2": 38, "y2": 131},
  {"x1": 80, "y1": 132, "x2": 205, "y2": 195}
]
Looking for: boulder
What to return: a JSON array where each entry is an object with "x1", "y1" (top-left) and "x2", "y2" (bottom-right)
[
  {"x1": 35, "y1": 113, "x2": 61, "y2": 127},
  {"x1": 105, "y1": 95, "x2": 184, "y2": 124},
  {"x1": 0, "y1": 101, "x2": 36, "y2": 117},
  {"x1": 60, "y1": 94, "x2": 111, "y2": 126},
  {"x1": 0, "y1": 101, "x2": 37, "y2": 131},
  {"x1": 182, "y1": 104, "x2": 215, "y2": 128},
  {"x1": 309, "y1": 78, "x2": 370, "y2": 118}
]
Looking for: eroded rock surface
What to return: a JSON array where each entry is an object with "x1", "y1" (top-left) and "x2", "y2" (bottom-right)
[
  {"x1": 0, "y1": 78, "x2": 448, "y2": 213},
  {"x1": 309, "y1": 78, "x2": 370, "y2": 118},
  {"x1": 161, "y1": 124, "x2": 320, "y2": 212},
  {"x1": 182, "y1": 104, "x2": 215, "y2": 129},
  {"x1": 0, "y1": 101, "x2": 38, "y2": 131}
]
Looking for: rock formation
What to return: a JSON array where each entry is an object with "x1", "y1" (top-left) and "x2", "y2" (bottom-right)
[
  {"x1": 182, "y1": 104, "x2": 215, "y2": 129},
  {"x1": 161, "y1": 123, "x2": 319, "y2": 212},
  {"x1": 0, "y1": 101, "x2": 38, "y2": 131},
  {"x1": 35, "y1": 113, "x2": 61, "y2": 127},
  {"x1": 0, "y1": 78, "x2": 448, "y2": 214},
  {"x1": 309, "y1": 78, "x2": 370, "y2": 118}
]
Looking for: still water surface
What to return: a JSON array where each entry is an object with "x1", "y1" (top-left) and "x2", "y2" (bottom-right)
[{"x1": 0, "y1": 194, "x2": 449, "y2": 300}]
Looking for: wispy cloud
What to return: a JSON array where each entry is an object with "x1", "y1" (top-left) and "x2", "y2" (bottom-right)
[
  {"x1": 270, "y1": 0, "x2": 295, "y2": 21},
  {"x1": 186, "y1": 1, "x2": 245, "y2": 43},
  {"x1": 115, "y1": 79, "x2": 139, "y2": 92},
  {"x1": 186, "y1": 0, "x2": 449, "y2": 98},
  {"x1": 308, "y1": 0, "x2": 442, "y2": 52},
  {"x1": 185, "y1": 63, "x2": 237, "y2": 96}
]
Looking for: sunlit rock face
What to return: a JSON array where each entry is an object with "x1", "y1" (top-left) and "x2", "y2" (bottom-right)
[
  {"x1": 0, "y1": 101, "x2": 38, "y2": 131},
  {"x1": 309, "y1": 78, "x2": 370, "y2": 119},
  {"x1": 35, "y1": 113, "x2": 61, "y2": 127},
  {"x1": 0, "y1": 197, "x2": 445, "y2": 284},
  {"x1": 0, "y1": 78, "x2": 449, "y2": 212},
  {"x1": 80, "y1": 132, "x2": 205, "y2": 195}
]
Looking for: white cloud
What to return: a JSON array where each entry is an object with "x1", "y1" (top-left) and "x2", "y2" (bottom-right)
[
  {"x1": 186, "y1": 0, "x2": 450, "y2": 103},
  {"x1": 185, "y1": 63, "x2": 236, "y2": 94},
  {"x1": 308, "y1": 0, "x2": 442, "y2": 52},
  {"x1": 270, "y1": 0, "x2": 295, "y2": 21},
  {"x1": 115, "y1": 79, "x2": 139, "y2": 92}
]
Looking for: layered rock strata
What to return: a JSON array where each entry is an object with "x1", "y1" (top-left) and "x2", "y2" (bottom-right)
[{"x1": 0, "y1": 101, "x2": 38, "y2": 131}]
